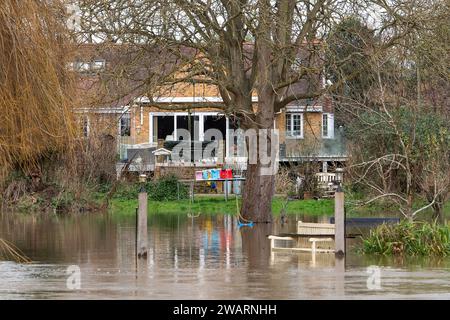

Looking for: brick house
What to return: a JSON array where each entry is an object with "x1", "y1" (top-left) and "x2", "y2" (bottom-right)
[{"x1": 72, "y1": 44, "x2": 347, "y2": 178}]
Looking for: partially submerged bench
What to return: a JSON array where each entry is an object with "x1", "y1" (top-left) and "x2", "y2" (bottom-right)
[
  {"x1": 268, "y1": 235, "x2": 335, "y2": 253},
  {"x1": 268, "y1": 221, "x2": 336, "y2": 254}
]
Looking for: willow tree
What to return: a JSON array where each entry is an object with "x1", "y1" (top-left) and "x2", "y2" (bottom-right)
[
  {"x1": 0, "y1": 0, "x2": 76, "y2": 183},
  {"x1": 78, "y1": 0, "x2": 417, "y2": 222}
]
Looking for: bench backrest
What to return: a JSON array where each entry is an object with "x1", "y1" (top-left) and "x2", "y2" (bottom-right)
[{"x1": 297, "y1": 221, "x2": 335, "y2": 235}]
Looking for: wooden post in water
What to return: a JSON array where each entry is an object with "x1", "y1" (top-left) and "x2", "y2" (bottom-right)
[
  {"x1": 224, "y1": 179, "x2": 228, "y2": 202},
  {"x1": 334, "y1": 171, "x2": 345, "y2": 256},
  {"x1": 137, "y1": 174, "x2": 148, "y2": 259}
]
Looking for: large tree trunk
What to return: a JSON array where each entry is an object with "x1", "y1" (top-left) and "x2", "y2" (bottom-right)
[
  {"x1": 241, "y1": 162, "x2": 275, "y2": 223},
  {"x1": 240, "y1": 86, "x2": 277, "y2": 223}
]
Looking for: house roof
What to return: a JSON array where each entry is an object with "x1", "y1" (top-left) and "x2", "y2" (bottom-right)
[{"x1": 71, "y1": 42, "x2": 330, "y2": 111}]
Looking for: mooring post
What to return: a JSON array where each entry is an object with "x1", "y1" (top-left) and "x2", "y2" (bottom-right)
[
  {"x1": 137, "y1": 174, "x2": 148, "y2": 259},
  {"x1": 334, "y1": 168, "x2": 345, "y2": 256}
]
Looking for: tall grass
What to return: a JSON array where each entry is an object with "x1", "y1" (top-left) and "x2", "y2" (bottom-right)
[{"x1": 362, "y1": 221, "x2": 450, "y2": 256}]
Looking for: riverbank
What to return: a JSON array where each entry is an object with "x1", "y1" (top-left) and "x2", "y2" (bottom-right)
[
  {"x1": 109, "y1": 195, "x2": 450, "y2": 218},
  {"x1": 110, "y1": 195, "x2": 335, "y2": 216}
]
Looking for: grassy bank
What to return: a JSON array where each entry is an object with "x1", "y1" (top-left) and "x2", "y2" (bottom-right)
[
  {"x1": 110, "y1": 195, "x2": 334, "y2": 216},
  {"x1": 109, "y1": 195, "x2": 450, "y2": 218},
  {"x1": 103, "y1": 176, "x2": 450, "y2": 218}
]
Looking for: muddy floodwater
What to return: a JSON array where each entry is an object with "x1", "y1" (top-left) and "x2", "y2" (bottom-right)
[{"x1": 1, "y1": 211, "x2": 450, "y2": 299}]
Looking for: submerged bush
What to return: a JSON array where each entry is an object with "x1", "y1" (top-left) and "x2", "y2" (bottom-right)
[{"x1": 361, "y1": 221, "x2": 450, "y2": 256}]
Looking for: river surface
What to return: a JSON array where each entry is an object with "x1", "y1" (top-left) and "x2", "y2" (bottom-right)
[{"x1": 1, "y1": 211, "x2": 450, "y2": 299}]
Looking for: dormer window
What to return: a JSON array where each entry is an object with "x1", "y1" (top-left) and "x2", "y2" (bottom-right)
[
  {"x1": 91, "y1": 59, "x2": 106, "y2": 71},
  {"x1": 69, "y1": 60, "x2": 106, "y2": 73},
  {"x1": 305, "y1": 98, "x2": 314, "y2": 106}
]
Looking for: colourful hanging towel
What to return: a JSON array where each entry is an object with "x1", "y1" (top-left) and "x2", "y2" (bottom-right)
[
  {"x1": 195, "y1": 171, "x2": 203, "y2": 181},
  {"x1": 220, "y1": 169, "x2": 227, "y2": 179},
  {"x1": 211, "y1": 169, "x2": 220, "y2": 180}
]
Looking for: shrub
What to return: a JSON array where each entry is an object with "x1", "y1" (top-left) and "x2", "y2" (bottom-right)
[
  {"x1": 361, "y1": 221, "x2": 450, "y2": 256},
  {"x1": 113, "y1": 183, "x2": 140, "y2": 200},
  {"x1": 147, "y1": 174, "x2": 188, "y2": 201},
  {"x1": 112, "y1": 175, "x2": 188, "y2": 201}
]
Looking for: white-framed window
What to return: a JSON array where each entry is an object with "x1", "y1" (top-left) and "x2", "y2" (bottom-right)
[
  {"x1": 76, "y1": 62, "x2": 91, "y2": 72},
  {"x1": 285, "y1": 112, "x2": 303, "y2": 138},
  {"x1": 322, "y1": 113, "x2": 334, "y2": 139},
  {"x1": 91, "y1": 59, "x2": 106, "y2": 71},
  {"x1": 80, "y1": 115, "x2": 89, "y2": 138},
  {"x1": 119, "y1": 113, "x2": 131, "y2": 137},
  {"x1": 71, "y1": 60, "x2": 106, "y2": 73}
]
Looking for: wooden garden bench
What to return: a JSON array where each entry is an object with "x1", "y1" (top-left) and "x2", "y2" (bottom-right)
[{"x1": 268, "y1": 235, "x2": 334, "y2": 253}]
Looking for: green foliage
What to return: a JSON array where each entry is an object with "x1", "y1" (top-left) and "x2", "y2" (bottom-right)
[
  {"x1": 325, "y1": 16, "x2": 377, "y2": 102},
  {"x1": 347, "y1": 106, "x2": 450, "y2": 214},
  {"x1": 112, "y1": 175, "x2": 189, "y2": 201},
  {"x1": 15, "y1": 195, "x2": 45, "y2": 212},
  {"x1": 110, "y1": 196, "x2": 334, "y2": 216},
  {"x1": 50, "y1": 192, "x2": 75, "y2": 211},
  {"x1": 112, "y1": 183, "x2": 140, "y2": 200},
  {"x1": 362, "y1": 221, "x2": 450, "y2": 256},
  {"x1": 50, "y1": 191, "x2": 93, "y2": 212},
  {"x1": 146, "y1": 174, "x2": 188, "y2": 201},
  {"x1": 348, "y1": 101, "x2": 450, "y2": 157}
]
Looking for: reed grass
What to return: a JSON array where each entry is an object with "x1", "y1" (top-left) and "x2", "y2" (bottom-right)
[{"x1": 361, "y1": 221, "x2": 450, "y2": 256}]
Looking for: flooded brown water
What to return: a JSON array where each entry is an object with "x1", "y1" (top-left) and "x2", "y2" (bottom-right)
[{"x1": 1, "y1": 211, "x2": 450, "y2": 299}]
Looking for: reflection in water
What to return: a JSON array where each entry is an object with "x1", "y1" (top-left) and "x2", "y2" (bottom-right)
[
  {"x1": 1, "y1": 211, "x2": 450, "y2": 299},
  {"x1": 241, "y1": 223, "x2": 272, "y2": 269}
]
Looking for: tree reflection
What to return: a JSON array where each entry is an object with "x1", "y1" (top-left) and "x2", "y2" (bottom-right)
[{"x1": 240, "y1": 223, "x2": 273, "y2": 269}]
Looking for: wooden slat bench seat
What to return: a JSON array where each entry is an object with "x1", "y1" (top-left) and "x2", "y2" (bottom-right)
[{"x1": 297, "y1": 221, "x2": 335, "y2": 235}]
